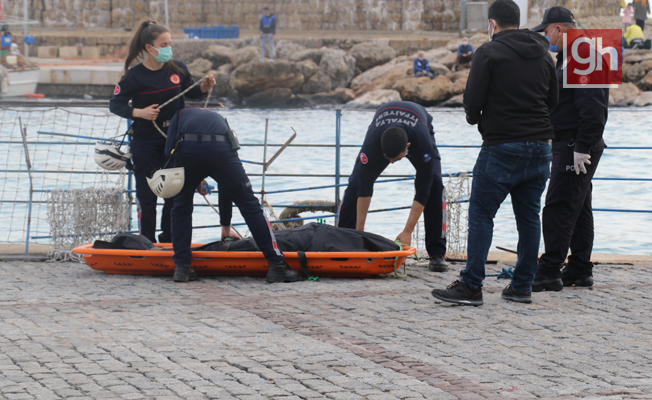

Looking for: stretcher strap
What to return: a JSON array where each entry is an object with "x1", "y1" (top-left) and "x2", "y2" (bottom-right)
[
  {"x1": 393, "y1": 240, "x2": 407, "y2": 278},
  {"x1": 297, "y1": 251, "x2": 319, "y2": 281}
]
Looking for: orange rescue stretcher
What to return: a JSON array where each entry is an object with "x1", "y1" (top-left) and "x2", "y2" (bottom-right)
[{"x1": 72, "y1": 243, "x2": 417, "y2": 278}]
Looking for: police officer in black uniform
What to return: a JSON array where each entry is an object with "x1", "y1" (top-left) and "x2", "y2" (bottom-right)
[
  {"x1": 531, "y1": 7, "x2": 609, "y2": 291},
  {"x1": 164, "y1": 108, "x2": 303, "y2": 283},
  {"x1": 109, "y1": 19, "x2": 215, "y2": 244},
  {"x1": 338, "y1": 101, "x2": 448, "y2": 271}
]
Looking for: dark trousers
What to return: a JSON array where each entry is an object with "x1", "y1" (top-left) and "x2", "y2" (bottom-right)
[
  {"x1": 636, "y1": 18, "x2": 645, "y2": 30},
  {"x1": 537, "y1": 141, "x2": 604, "y2": 279},
  {"x1": 171, "y1": 141, "x2": 283, "y2": 266},
  {"x1": 338, "y1": 158, "x2": 446, "y2": 257},
  {"x1": 455, "y1": 53, "x2": 474, "y2": 68},
  {"x1": 130, "y1": 133, "x2": 173, "y2": 243}
]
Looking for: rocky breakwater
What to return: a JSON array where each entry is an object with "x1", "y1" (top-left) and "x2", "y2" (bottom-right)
[
  {"x1": 610, "y1": 50, "x2": 652, "y2": 107},
  {"x1": 174, "y1": 33, "x2": 489, "y2": 108}
]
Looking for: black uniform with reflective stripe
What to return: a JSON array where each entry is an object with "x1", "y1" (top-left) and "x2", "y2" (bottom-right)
[
  {"x1": 165, "y1": 108, "x2": 229, "y2": 155},
  {"x1": 356, "y1": 101, "x2": 440, "y2": 206},
  {"x1": 165, "y1": 108, "x2": 285, "y2": 266},
  {"x1": 109, "y1": 60, "x2": 204, "y2": 136},
  {"x1": 338, "y1": 101, "x2": 446, "y2": 257},
  {"x1": 107, "y1": 60, "x2": 204, "y2": 244}
]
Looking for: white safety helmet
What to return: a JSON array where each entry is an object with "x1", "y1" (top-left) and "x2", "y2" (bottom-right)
[
  {"x1": 146, "y1": 167, "x2": 185, "y2": 198},
  {"x1": 94, "y1": 141, "x2": 132, "y2": 170}
]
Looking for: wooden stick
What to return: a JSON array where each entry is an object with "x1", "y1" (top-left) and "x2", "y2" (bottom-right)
[{"x1": 265, "y1": 127, "x2": 297, "y2": 170}]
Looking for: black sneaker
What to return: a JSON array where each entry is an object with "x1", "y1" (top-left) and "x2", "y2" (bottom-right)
[
  {"x1": 431, "y1": 280, "x2": 483, "y2": 306},
  {"x1": 266, "y1": 260, "x2": 304, "y2": 283},
  {"x1": 173, "y1": 265, "x2": 198, "y2": 283},
  {"x1": 428, "y1": 254, "x2": 449, "y2": 272},
  {"x1": 501, "y1": 284, "x2": 532, "y2": 304},
  {"x1": 531, "y1": 276, "x2": 563, "y2": 292},
  {"x1": 562, "y1": 275, "x2": 594, "y2": 287}
]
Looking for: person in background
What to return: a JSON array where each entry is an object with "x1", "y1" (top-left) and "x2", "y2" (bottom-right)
[
  {"x1": 431, "y1": 0, "x2": 557, "y2": 306},
  {"x1": 633, "y1": 0, "x2": 649, "y2": 30},
  {"x1": 109, "y1": 19, "x2": 215, "y2": 244},
  {"x1": 260, "y1": 7, "x2": 276, "y2": 61},
  {"x1": 1, "y1": 25, "x2": 12, "y2": 58},
  {"x1": 623, "y1": 22, "x2": 646, "y2": 48},
  {"x1": 623, "y1": 3, "x2": 635, "y2": 32},
  {"x1": 454, "y1": 37, "x2": 475, "y2": 71},
  {"x1": 531, "y1": 6, "x2": 609, "y2": 292},
  {"x1": 414, "y1": 51, "x2": 435, "y2": 79}
]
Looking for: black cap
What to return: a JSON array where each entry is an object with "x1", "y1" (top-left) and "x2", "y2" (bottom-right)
[{"x1": 531, "y1": 6, "x2": 576, "y2": 32}]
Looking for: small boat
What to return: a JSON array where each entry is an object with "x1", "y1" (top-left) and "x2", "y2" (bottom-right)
[
  {"x1": 72, "y1": 243, "x2": 416, "y2": 278},
  {"x1": 0, "y1": 58, "x2": 39, "y2": 98},
  {"x1": 0, "y1": 6, "x2": 41, "y2": 98}
]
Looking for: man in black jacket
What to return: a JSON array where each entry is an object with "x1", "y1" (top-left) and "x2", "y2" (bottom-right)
[
  {"x1": 531, "y1": 7, "x2": 609, "y2": 291},
  {"x1": 431, "y1": 0, "x2": 558, "y2": 306}
]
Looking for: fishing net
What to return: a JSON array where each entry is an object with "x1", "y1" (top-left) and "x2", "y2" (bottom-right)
[
  {"x1": 411, "y1": 172, "x2": 470, "y2": 258},
  {"x1": 47, "y1": 187, "x2": 131, "y2": 262},
  {"x1": 445, "y1": 172, "x2": 471, "y2": 259},
  {"x1": 0, "y1": 107, "x2": 131, "y2": 257}
]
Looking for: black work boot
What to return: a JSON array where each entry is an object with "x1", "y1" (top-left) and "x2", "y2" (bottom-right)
[
  {"x1": 173, "y1": 265, "x2": 198, "y2": 282},
  {"x1": 266, "y1": 260, "x2": 303, "y2": 283},
  {"x1": 562, "y1": 269, "x2": 594, "y2": 287},
  {"x1": 428, "y1": 254, "x2": 449, "y2": 272},
  {"x1": 531, "y1": 275, "x2": 563, "y2": 292}
]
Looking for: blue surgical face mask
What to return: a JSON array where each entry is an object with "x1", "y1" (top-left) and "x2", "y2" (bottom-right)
[
  {"x1": 149, "y1": 45, "x2": 172, "y2": 63},
  {"x1": 544, "y1": 36, "x2": 558, "y2": 52}
]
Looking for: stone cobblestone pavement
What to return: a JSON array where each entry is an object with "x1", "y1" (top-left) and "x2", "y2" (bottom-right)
[{"x1": 0, "y1": 256, "x2": 651, "y2": 399}]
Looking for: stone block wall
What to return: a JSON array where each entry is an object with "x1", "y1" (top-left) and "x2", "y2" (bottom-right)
[
  {"x1": 528, "y1": 0, "x2": 620, "y2": 20},
  {"x1": 11, "y1": 0, "x2": 618, "y2": 30}
]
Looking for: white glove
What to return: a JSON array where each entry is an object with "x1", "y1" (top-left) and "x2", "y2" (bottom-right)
[{"x1": 573, "y1": 152, "x2": 591, "y2": 175}]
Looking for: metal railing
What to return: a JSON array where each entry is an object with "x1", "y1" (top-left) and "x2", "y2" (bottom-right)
[{"x1": 2, "y1": 107, "x2": 652, "y2": 253}]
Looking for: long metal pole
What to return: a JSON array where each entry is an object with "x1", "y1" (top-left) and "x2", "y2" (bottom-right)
[
  {"x1": 334, "y1": 109, "x2": 341, "y2": 226},
  {"x1": 165, "y1": 0, "x2": 170, "y2": 28},
  {"x1": 127, "y1": 119, "x2": 133, "y2": 231},
  {"x1": 261, "y1": 118, "x2": 269, "y2": 206},
  {"x1": 460, "y1": 0, "x2": 467, "y2": 33},
  {"x1": 23, "y1": 0, "x2": 28, "y2": 60},
  {"x1": 19, "y1": 117, "x2": 33, "y2": 253}
]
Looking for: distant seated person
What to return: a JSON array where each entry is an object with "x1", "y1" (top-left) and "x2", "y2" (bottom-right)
[
  {"x1": 623, "y1": 23, "x2": 651, "y2": 49},
  {"x1": 0, "y1": 25, "x2": 12, "y2": 58},
  {"x1": 455, "y1": 37, "x2": 475, "y2": 71},
  {"x1": 413, "y1": 51, "x2": 434, "y2": 79}
]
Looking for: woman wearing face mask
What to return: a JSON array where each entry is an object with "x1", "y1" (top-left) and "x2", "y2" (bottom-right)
[{"x1": 110, "y1": 19, "x2": 216, "y2": 244}]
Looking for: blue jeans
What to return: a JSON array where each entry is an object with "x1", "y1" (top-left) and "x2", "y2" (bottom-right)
[
  {"x1": 260, "y1": 34, "x2": 274, "y2": 59},
  {"x1": 460, "y1": 141, "x2": 552, "y2": 293}
]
